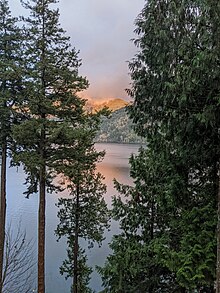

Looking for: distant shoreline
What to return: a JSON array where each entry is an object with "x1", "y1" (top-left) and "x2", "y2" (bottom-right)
[{"x1": 95, "y1": 141, "x2": 144, "y2": 146}]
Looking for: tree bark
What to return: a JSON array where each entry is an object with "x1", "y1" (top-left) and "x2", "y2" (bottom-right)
[
  {"x1": 216, "y1": 165, "x2": 220, "y2": 293},
  {"x1": 73, "y1": 183, "x2": 79, "y2": 293},
  {"x1": 38, "y1": 163, "x2": 46, "y2": 293},
  {"x1": 38, "y1": 121, "x2": 46, "y2": 293},
  {"x1": 0, "y1": 142, "x2": 6, "y2": 293},
  {"x1": 38, "y1": 2, "x2": 46, "y2": 290}
]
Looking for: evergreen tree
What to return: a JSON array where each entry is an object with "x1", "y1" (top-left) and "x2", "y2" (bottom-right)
[
  {"x1": 99, "y1": 148, "x2": 183, "y2": 292},
  {"x1": 101, "y1": 0, "x2": 219, "y2": 291},
  {"x1": 128, "y1": 0, "x2": 220, "y2": 290},
  {"x1": 55, "y1": 119, "x2": 109, "y2": 293},
  {"x1": 12, "y1": 0, "x2": 88, "y2": 292},
  {"x1": 0, "y1": 1, "x2": 24, "y2": 291}
]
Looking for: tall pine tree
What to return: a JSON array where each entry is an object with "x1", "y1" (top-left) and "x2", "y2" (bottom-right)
[
  {"x1": 12, "y1": 0, "x2": 88, "y2": 292},
  {"x1": 0, "y1": 1, "x2": 24, "y2": 291}
]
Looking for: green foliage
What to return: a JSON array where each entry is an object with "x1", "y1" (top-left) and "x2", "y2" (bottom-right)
[
  {"x1": 0, "y1": 0, "x2": 109, "y2": 291},
  {"x1": 9, "y1": 1, "x2": 108, "y2": 292},
  {"x1": 0, "y1": 2, "x2": 25, "y2": 290},
  {"x1": 128, "y1": 0, "x2": 220, "y2": 289},
  {"x1": 100, "y1": 146, "x2": 216, "y2": 292},
  {"x1": 56, "y1": 171, "x2": 109, "y2": 246},
  {"x1": 12, "y1": 0, "x2": 89, "y2": 196},
  {"x1": 99, "y1": 148, "x2": 181, "y2": 292},
  {"x1": 0, "y1": 0, "x2": 24, "y2": 149},
  {"x1": 98, "y1": 234, "x2": 176, "y2": 293},
  {"x1": 61, "y1": 247, "x2": 93, "y2": 293},
  {"x1": 100, "y1": 0, "x2": 220, "y2": 291},
  {"x1": 96, "y1": 107, "x2": 143, "y2": 144},
  {"x1": 55, "y1": 130, "x2": 109, "y2": 292}
]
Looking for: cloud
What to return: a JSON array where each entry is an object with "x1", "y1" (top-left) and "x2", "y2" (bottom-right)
[
  {"x1": 59, "y1": 0, "x2": 145, "y2": 99},
  {"x1": 9, "y1": 0, "x2": 145, "y2": 100}
]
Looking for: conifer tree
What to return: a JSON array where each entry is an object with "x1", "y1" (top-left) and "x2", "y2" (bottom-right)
[
  {"x1": 0, "y1": 1, "x2": 24, "y2": 291},
  {"x1": 101, "y1": 0, "x2": 220, "y2": 291},
  {"x1": 55, "y1": 118, "x2": 109, "y2": 293},
  {"x1": 128, "y1": 0, "x2": 220, "y2": 290},
  {"x1": 99, "y1": 147, "x2": 183, "y2": 292},
  {"x1": 12, "y1": 0, "x2": 88, "y2": 292}
]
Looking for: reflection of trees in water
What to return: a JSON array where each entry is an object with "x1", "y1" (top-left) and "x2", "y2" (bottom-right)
[{"x1": 4, "y1": 143, "x2": 138, "y2": 292}]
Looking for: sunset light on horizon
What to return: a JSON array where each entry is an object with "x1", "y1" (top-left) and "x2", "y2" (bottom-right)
[{"x1": 9, "y1": 0, "x2": 145, "y2": 102}]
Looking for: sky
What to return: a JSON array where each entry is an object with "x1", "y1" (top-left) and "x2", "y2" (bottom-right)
[{"x1": 9, "y1": 0, "x2": 145, "y2": 101}]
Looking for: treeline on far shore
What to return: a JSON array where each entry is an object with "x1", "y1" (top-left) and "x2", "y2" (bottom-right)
[{"x1": 96, "y1": 107, "x2": 143, "y2": 144}]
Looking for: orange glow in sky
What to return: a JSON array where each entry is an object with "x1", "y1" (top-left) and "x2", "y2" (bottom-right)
[{"x1": 10, "y1": 0, "x2": 145, "y2": 102}]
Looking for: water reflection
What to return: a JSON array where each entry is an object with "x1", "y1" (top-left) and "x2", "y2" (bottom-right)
[{"x1": 6, "y1": 143, "x2": 139, "y2": 292}]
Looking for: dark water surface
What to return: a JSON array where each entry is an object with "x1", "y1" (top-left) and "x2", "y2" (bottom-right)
[{"x1": 6, "y1": 143, "x2": 139, "y2": 293}]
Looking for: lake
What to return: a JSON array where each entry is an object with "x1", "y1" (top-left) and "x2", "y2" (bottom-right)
[{"x1": 6, "y1": 142, "x2": 140, "y2": 292}]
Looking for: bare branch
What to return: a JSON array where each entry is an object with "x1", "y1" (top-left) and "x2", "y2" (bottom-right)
[{"x1": 2, "y1": 223, "x2": 37, "y2": 293}]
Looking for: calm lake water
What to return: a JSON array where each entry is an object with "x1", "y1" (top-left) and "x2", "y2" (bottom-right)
[{"x1": 6, "y1": 143, "x2": 139, "y2": 293}]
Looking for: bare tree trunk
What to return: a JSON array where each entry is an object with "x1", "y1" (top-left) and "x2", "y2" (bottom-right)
[
  {"x1": 0, "y1": 24, "x2": 8, "y2": 293},
  {"x1": 38, "y1": 122, "x2": 46, "y2": 293},
  {"x1": 73, "y1": 183, "x2": 79, "y2": 293},
  {"x1": 38, "y1": 1, "x2": 46, "y2": 287},
  {"x1": 216, "y1": 166, "x2": 220, "y2": 293},
  {"x1": 38, "y1": 163, "x2": 46, "y2": 293},
  {"x1": 0, "y1": 142, "x2": 7, "y2": 293}
]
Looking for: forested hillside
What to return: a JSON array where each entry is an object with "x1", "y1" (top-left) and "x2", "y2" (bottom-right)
[{"x1": 96, "y1": 107, "x2": 143, "y2": 143}]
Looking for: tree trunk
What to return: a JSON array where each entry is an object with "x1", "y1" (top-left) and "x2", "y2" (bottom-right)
[
  {"x1": 38, "y1": 163, "x2": 46, "y2": 293},
  {"x1": 73, "y1": 183, "x2": 79, "y2": 293},
  {"x1": 38, "y1": 122, "x2": 46, "y2": 293},
  {"x1": 0, "y1": 143, "x2": 6, "y2": 293},
  {"x1": 216, "y1": 166, "x2": 220, "y2": 293},
  {"x1": 38, "y1": 2, "x2": 46, "y2": 287}
]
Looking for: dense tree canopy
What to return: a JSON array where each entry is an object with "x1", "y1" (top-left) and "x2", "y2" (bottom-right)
[{"x1": 100, "y1": 0, "x2": 220, "y2": 292}]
